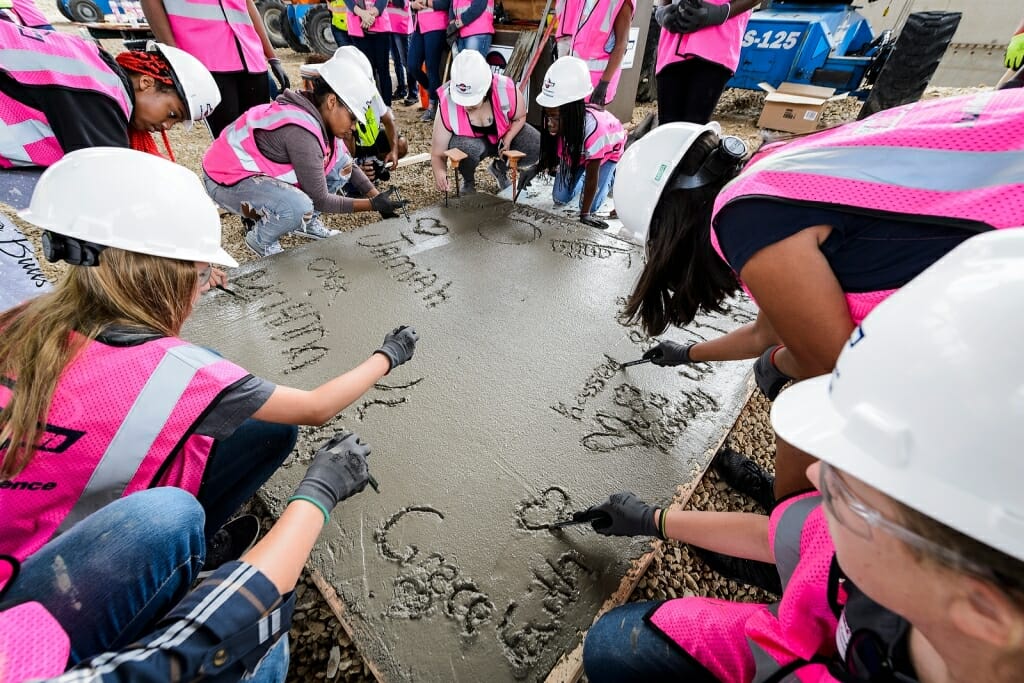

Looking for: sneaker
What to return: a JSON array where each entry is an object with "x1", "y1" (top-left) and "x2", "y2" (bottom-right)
[
  {"x1": 488, "y1": 159, "x2": 511, "y2": 191},
  {"x1": 290, "y1": 217, "x2": 339, "y2": 240},
  {"x1": 694, "y1": 547, "x2": 783, "y2": 595},
  {"x1": 244, "y1": 231, "x2": 283, "y2": 257},
  {"x1": 712, "y1": 447, "x2": 776, "y2": 512},
  {"x1": 403, "y1": 94, "x2": 418, "y2": 106},
  {"x1": 419, "y1": 105, "x2": 436, "y2": 123},
  {"x1": 199, "y1": 514, "x2": 260, "y2": 579},
  {"x1": 393, "y1": 88, "x2": 408, "y2": 101}
]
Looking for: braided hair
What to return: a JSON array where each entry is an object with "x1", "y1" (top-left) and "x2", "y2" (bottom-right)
[
  {"x1": 114, "y1": 50, "x2": 178, "y2": 160},
  {"x1": 539, "y1": 99, "x2": 586, "y2": 181}
]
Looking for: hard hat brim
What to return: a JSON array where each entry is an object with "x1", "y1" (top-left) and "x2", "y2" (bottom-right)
[
  {"x1": 451, "y1": 88, "x2": 486, "y2": 107},
  {"x1": 307, "y1": 63, "x2": 369, "y2": 124}
]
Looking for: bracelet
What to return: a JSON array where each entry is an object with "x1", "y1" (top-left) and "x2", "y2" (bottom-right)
[
  {"x1": 657, "y1": 507, "x2": 668, "y2": 540},
  {"x1": 287, "y1": 495, "x2": 330, "y2": 525}
]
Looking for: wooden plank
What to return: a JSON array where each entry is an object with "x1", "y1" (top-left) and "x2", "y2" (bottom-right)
[
  {"x1": 308, "y1": 569, "x2": 388, "y2": 683},
  {"x1": 543, "y1": 377, "x2": 756, "y2": 683},
  {"x1": 396, "y1": 152, "x2": 431, "y2": 168}
]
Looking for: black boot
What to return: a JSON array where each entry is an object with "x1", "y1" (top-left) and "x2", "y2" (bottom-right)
[
  {"x1": 713, "y1": 446, "x2": 776, "y2": 512},
  {"x1": 694, "y1": 547, "x2": 783, "y2": 595}
]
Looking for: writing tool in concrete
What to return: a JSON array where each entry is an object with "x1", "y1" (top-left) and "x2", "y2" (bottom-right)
[
  {"x1": 543, "y1": 510, "x2": 611, "y2": 531},
  {"x1": 214, "y1": 284, "x2": 242, "y2": 298},
  {"x1": 619, "y1": 357, "x2": 653, "y2": 369},
  {"x1": 368, "y1": 473, "x2": 380, "y2": 494}
]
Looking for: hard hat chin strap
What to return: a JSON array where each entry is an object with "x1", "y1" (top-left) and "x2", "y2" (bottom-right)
[
  {"x1": 41, "y1": 231, "x2": 107, "y2": 267},
  {"x1": 671, "y1": 135, "x2": 747, "y2": 191}
]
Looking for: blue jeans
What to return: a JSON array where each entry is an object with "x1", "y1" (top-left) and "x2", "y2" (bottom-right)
[
  {"x1": 353, "y1": 32, "x2": 393, "y2": 106},
  {"x1": 0, "y1": 488, "x2": 205, "y2": 664},
  {"x1": 203, "y1": 172, "x2": 345, "y2": 251},
  {"x1": 408, "y1": 29, "x2": 445, "y2": 104},
  {"x1": 583, "y1": 602, "x2": 719, "y2": 683},
  {"x1": 200, "y1": 418, "x2": 298, "y2": 538},
  {"x1": 390, "y1": 32, "x2": 415, "y2": 94},
  {"x1": 245, "y1": 638, "x2": 290, "y2": 682},
  {"x1": 331, "y1": 25, "x2": 352, "y2": 48},
  {"x1": 552, "y1": 160, "x2": 618, "y2": 214},
  {"x1": 455, "y1": 32, "x2": 491, "y2": 55}
]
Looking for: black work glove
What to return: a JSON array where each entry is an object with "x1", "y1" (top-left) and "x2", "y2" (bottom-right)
[
  {"x1": 268, "y1": 58, "x2": 290, "y2": 92},
  {"x1": 590, "y1": 79, "x2": 610, "y2": 107},
  {"x1": 642, "y1": 340, "x2": 695, "y2": 367},
  {"x1": 371, "y1": 187, "x2": 407, "y2": 216},
  {"x1": 654, "y1": 2, "x2": 683, "y2": 31},
  {"x1": 446, "y1": 20, "x2": 459, "y2": 46},
  {"x1": 754, "y1": 345, "x2": 793, "y2": 401},
  {"x1": 675, "y1": 0, "x2": 730, "y2": 34},
  {"x1": 375, "y1": 325, "x2": 419, "y2": 372},
  {"x1": 580, "y1": 214, "x2": 609, "y2": 229},
  {"x1": 288, "y1": 432, "x2": 370, "y2": 523},
  {"x1": 585, "y1": 492, "x2": 661, "y2": 538}
]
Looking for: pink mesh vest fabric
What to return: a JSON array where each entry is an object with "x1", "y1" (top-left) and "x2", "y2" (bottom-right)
[
  {"x1": 0, "y1": 602, "x2": 69, "y2": 679},
  {"x1": 203, "y1": 101, "x2": 337, "y2": 187},
  {"x1": 655, "y1": 1, "x2": 750, "y2": 74},
  {"x1": 710, "y1": 90, "x2": 1024, "y2": 324},
  {"x1": 164, "y1": 0, "x2": 266, "y2": 73},
  {"x1": 451, "y1": 0, "x2": 493, "y2": 36},
  {"x1": 347, "y1": 0, "x2": 393, "y2": 36},
  {"x1": 438, "y1": 74, "x2": 517, "y2": 144},
  {"x1": 10, "y1": 0, "x2": 50, "y2": 26},
  {"x1": 0, "y1": 336, "x2": 249, "y2": 563},
  {"x1": 557, "y1": 0, "x2": 632, "y2": 101},
  {"x1": 416, "y1": 8, "x2": 447, "y2": 32},
  {"x1": 386, "y1": 1, "x2": 412, "y2": 33},
  {"x1": 582, "y1": 107, "x2": 626, "y2": 163}
]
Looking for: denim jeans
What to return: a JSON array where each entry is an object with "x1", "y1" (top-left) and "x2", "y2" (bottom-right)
[
  {"x1": 353, "y1": 33, "x2": 393, "y2": 106},
  {"x1": 390, "y1": 32, "x2": 415, "y2": 94},
  {"x1": 552, "y1": 160, "x2": 617, "y2": 214},
  {"x1": 245, "y1": 637, "x2": 290, "y2": 682},
  {"x1": 0, "y1": 488, "x2": 205, "y2": 665},
  {"x1": 408, "y1": 29, "x2": 445, "y2": 105},
  {"x1": 199, "y1": 418, "x2": 298, "y2": 538},
  {"x1": 203, "y1": 172, "x2": 344, "y2": 252},
  {"x1": 455, "y1": 32, "x2": 491, "y2": 55},
  {"x1": 331, "y1": 25, "x2": 352, "y2": 48},
  {"x1": 582, "y1": 601, "x2": 718, "y2": 683}
]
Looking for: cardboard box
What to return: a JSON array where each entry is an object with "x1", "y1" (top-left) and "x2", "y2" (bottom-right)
[{"x1": 757, "y1": 82, "x2": 837, "y2": 133}]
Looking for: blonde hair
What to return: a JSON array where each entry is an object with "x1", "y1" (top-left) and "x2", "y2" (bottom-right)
[{"x1": 0, "y1": 248, "x2": 198, "y2": 478}]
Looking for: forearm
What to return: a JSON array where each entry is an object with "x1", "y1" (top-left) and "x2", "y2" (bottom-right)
[
  {"x1": 661, "y1": 508, "x2": 772, "y2": 563},
  {"x1": 383, "y1": 114, "x2": 400, "y2": 157},
  {"x1": 247, "y1": 0, "x2": 277, "y2": 59},
  {"x1": 503, "y1": 117, "x2": 526, "y2": 147},
  {"x1": 580, "y1": 164, "x2": 600, "y2": 215},
  {"x1": 688, "y1": 316, "x2": 780, "y2": 362},
  {"x1": 458, "y1": 0, "x2": 486, "y2": 24},
  {"x1": 602, "y1": 4, "x2": 632, "y2": 81},
  {"x1": 242, "y1": 500, "x2": 324, "y2": 593},
  {"x1": 140, "y1": 0, "x2": 176, "y2": 44}
]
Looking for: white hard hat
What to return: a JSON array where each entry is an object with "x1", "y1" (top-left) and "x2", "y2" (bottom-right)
[
  {"x1": 612, "y1": 121, "x2": 719, "y2": 245},
  {"x1": 449, "y1": 50, "x2": 492, "y2": 107},
  {"x1": 146, "y1": 42, "x2": 220, "y2": 132},
  {"x1": 306, "y1": 55, "x2": 375, "y2": 125},
  {"x1": 536, "y1": 56, "x2": 593, "y2": 108},
  {"x1": 772, "y1": 229, "x2": 1024, "y2": 562},
  {"x1": 19, "y1": 147, "x2": 237, "y2": 267},
  {"x1": 334, "y1": 45, "x2": 373, "y2": 81}
]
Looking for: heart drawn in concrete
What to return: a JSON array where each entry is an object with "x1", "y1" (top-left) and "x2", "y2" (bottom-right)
[{"x1": 515, "y1": 487, "x2": 571, "y2": 531}]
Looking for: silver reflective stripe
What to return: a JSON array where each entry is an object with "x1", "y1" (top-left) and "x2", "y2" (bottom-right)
[
  {"x1": 772, "y1": 495, "x2": 821, "y2": 588},
  {"x1": 494, "y1": 77, "x2": 513, "y2": 119},
  {"x1": 746, "y1": 145, "x2": 1024, "y2": 193},
  {"x1": 227, "y1": 108, "x2": 317, "y2": 179},
  {"x1": 164, "y1": 0, "x2": 249, "y2": 24},
  {"x1": 585, "y1": 57, "x2": 609, "y2": 71},
  {"x1": 443, "y1": 91, "x2": 461, "y2": 134},
  {"x1": 0, "y1": 48, "x2": 125, "y2": 92},
  {"x1": 747, "y1": 604, "x2": 784, "y2": 679},
  {"x1": 57, "y1": 344, "x2": 225, "y2": 533},
  {"x1": 586, "y1": 131, "x2": 621, "y2": 158},
  {"x1": 0, "y1": 117, "x2": 54, "y2": 166}
]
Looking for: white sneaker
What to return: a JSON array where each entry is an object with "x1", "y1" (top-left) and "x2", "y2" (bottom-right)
[
  {"x1": 244, "y1": 231, "x2": 283, "y2": 257},
  {"x1": 291, "y1": 217, "x2": 339, "y2": 240}
]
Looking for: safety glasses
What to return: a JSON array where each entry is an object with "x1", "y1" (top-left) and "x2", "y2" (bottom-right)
[{"x1": 196, "y1": 264, "x2": 213, "y2": 287}]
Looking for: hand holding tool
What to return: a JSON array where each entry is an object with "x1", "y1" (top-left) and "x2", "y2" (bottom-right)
[
  {"x1": 587, "y1": 492, "x2": 662, "y2": 538},
  {"x1": 288, "y1": 432, "x2": 372, "y2": 524},
  {"x1": 543, "y1": 508, "x2": 612, "y2": 531},
  {"x1": 213, "y1": 284, "x2": 241, "y2": 298},
  {"x1": 444, "y1": 148, "x2": 468, "y2": 204},
  {"x1": 375, "y1": 325, "x2": 419, "y2": 372},
  {"x1": 642, "y1": 340, "x2": 696, "y2": 367},
  {"x1": 619, "y1": 357, "x2": 653, "y2": 369}
]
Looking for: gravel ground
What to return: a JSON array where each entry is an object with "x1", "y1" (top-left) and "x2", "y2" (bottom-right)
[{"x1": 8, "y1": 30, "x2": 985, "y2": 679}]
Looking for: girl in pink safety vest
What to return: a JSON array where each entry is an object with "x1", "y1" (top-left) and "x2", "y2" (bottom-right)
[
  {"x1": 537, "y1": 57, "x2": 626, "y2": 228},
  {"x1": 407, "y1": 0, "x2": 450, "y2": 122},
  {"x1": 387, "y1": 0, "x2": 417, "y2": 103},
  {"x1": 611, "y1": 89, "x2": 1024, "y2": 516},
  {"x1": 140, "y1": 0, "x2": 289, "y2": 138},
  {"x1": 0, "y1": 147, "x2": 420, "y2": 579},
  {"x1": 653, "y1": 0, "x2": 759, "y2": 124},
  {"x1": 0, "y1": 26, "x2": 219, "y2": 167},
  {"x1": 449, "y1": 0, "x2": 492, "y2": 55},
  {"x1": 345, "y1": 0, "x2": 395, "y2": 106},
  {"x1": 203, "y1": 56, "x2": 405, "y2": 258},
  {"x1": 2, "y1": 0, "x2": 52, "y2": 29},
  {"x1": 430, "y1": 49, "x2": 540, "y2": 194},
  {"x1": 555, "y1": 0, "x2": 633, "y2": 106},
  {"x1": 580, "y1": 238, "x2": 1024, "y2": 682}
]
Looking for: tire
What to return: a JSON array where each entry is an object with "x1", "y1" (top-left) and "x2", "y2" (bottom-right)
[
  {"x1": 857, "y1": 11, "x2": 961, "y2": 120},
  {"x1": 258, "y1": 0, "x2": 288, "y2": 48},
  {"x1": 68, "y1": 0, "x2": 102, "y2": 22},
  {"x1": 282, "y1": 7, "x2": 310, "y2": 53},
  {"x1": 303, "y1": 5, "x2": 336, "y2": 57},
  {"x1": 55, "y1": 0, "x2": 75, "y2": 21},
  {"x1": 635, "y1": 10, "x2": 659, "y2": 104}
]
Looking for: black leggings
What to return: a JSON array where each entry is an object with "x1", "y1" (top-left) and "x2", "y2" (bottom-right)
[
  {"x1": 655, "y1": 57, "x2": 733, "y2": 125},
  {"x1": 353, "y1": 32, "x2": 393, "y2": 106},
  {"x1": 206, "y1": 70, "x2": 271, "y2": 138}
]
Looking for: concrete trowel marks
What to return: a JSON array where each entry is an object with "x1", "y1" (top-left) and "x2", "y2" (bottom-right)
[{"x1": 183, "y1": 194, "x2": 756, "y2": 682}]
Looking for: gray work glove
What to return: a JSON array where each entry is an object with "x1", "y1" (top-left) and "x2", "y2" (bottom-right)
[
  {"x1": 375, "y1": 325, "x2": 419, "y2": 372},
  {"x1": 371, "y1": 187, "x2": 407, "y2": 217},
  {"x1": 754, "y1": 345, "x2": 793, "y2": 401},
  {"x1": 288, "y1": 432, "x2": 370, "y2": 523},
  {"x1": 268, "y1": 58, "x2": 291, "y2": 92},
  {"x1": 642, "y1": 340, "x2": 695, "y2": 367},
  {"x1": 675, "y1": 0, "x2": 730, "y2": 34},
  {"x1": 580, "y1": 214, "x2": 609, "y2": 229},
  {"x1": 590, "y1": 79, "x2": 610, "y2": 107},
  {"x1": 585, "y1": 492, "x2": 661, "y2": 538}
]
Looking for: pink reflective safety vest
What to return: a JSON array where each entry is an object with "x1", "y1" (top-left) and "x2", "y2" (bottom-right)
[
  {"x1": 163, "y1": 0, "x2": 266, "y2": 73},
  {"x1": 438, "y1": 73, "x2": 517, "y2": 144},
  {"x1": 655, "y1": 0, "x2": 750, "y2": 75},
  {"x1": 416, "y1": 6, "x2": 447, "y2": 32},
  {"x1": 451, "y1": 0, "x2": 492, "y2": 37},
  {"x1": 347, "y1": 0, "x2": 392, "y2": 36},
  {"x1": 203, "y1": 101, "x2": 340, "y2": 187},
  {"x1": 0, "y1": 336, "x2": 249, "y2": 563},
  {"x1": 581, "y1": 105, "x2": 625, "y2": 163},
  {"x1": 0, "y1": 24, "x2": 132, "y2": 168},
  {"x1": 9, "y1": 0, "x2": 50, "y2": 26},
  {"x1": 386, "y1": 0, "x2": 413, "y2": 33},
  {"x1": 711, "y1": 89, "x2": 1024, "y2": 324},
  {"x1": 557, "y1": 0, "x2": 633, "y2": 102}
]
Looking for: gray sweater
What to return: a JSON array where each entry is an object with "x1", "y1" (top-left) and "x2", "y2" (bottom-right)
[{"x1": 253, "y1": 90, "x2": 374, "y2": 213}]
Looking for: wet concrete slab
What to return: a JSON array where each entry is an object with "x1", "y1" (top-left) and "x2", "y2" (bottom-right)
[{"x1": 183, "y1": 194, "x2": 756, "y2": 682}]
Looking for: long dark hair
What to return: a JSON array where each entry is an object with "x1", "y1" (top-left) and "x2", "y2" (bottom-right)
[
  {"x1": 623, "y1": 131, "x2": 743, "y2": 336},
  {"x1": 539, "y1": 99, "x2": 586, "y2": 179}
]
